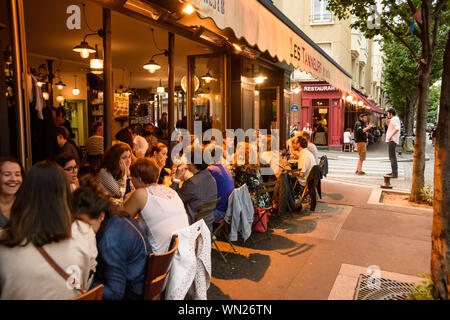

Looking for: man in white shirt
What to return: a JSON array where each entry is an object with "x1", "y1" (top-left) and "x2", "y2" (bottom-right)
[
  {"x1": 86, "y1": 121, "x2": 104, "y2": 157},
  {"x1": 291, "y1": 135, "x2": 317, "y2": 189},
  {"x1": 386, "y1": 108, "x2": 401, "y2": 178},
  {"x1": 130, "y1": 124, "x2": 148, "y2": 157},
  {"x1": 301, "y1": 131, "x2": 319, "y2": 164}
]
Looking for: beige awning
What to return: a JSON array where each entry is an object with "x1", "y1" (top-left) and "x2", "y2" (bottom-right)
[{"x1": 184, "y1": 0, "x2": 352, "y2": 93}]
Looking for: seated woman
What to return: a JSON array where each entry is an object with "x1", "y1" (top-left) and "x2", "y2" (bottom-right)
[
  {"x1": 124, "y1": 158, "x2": 189, "y2": 254},
  {"x1": 0, "y1": 157, "x2": 24, "y2": 228},
  {"x1": 71, "y1": 175, "x2": 151, "y2": 300},
  {"x1": 232, "y1": 142, "x2": 271, "y2": 209},
  {"x1": 97, "y1": 143, "x2": 133, "y2": 202},
  {"x1": 55, "y1": 152, "x2": 79, "y2": 192},
  {"x1": 145, "y1": 142, "x2": 171, "y2": 185},
  {"x1": 343, "y1": 128, "x2": 356, "y2": 150},
  {"x1": 0, "y1": 161, "x2": 97, "y2": 300}
]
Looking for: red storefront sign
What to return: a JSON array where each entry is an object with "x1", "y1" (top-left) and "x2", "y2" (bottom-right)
[{"x1": 300, "y1": 82, "x2": 344, "y2": 148}]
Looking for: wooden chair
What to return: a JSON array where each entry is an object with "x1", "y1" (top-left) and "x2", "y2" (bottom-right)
[
  {"x1": 194, "y1": 198, "x2": 235, "y2": 263},
  {"x1": 286, "y1": 168, "x2": 302, "y2": 194},
  {"x1": 252, "y1": 180, "x2": 279, "y2": 241},
  {"x1": 71, "y1": 284, "x2": 104, "y2": 300},
  {"x1": 143, "y1": 234, "x2": 179, "y2": 300}
]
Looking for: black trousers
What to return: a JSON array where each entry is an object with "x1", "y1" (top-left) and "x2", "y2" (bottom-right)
[{"x1": 388, "y1": 141, "x2": 398, "y2": 175}]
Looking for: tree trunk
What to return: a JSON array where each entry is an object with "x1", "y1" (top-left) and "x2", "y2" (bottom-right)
[
  {"x1": 431, "y1": 30, "x2": 450, "y2": 300},
  {"x1": 410, "y1": 62, "x2": 431, "y2": 202},
  {"x1": 405, "y1": 93, "x2": 417, "y2": 136}
]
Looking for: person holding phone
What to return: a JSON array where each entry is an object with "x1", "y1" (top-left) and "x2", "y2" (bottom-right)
[{"x1": 354, "y1": 113, "x2": 374, "y2": 175}]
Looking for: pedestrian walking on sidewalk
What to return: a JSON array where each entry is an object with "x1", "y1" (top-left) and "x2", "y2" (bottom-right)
[
  {"x1": 354, "y1": 113, "x2": 374, "y2": 175},
  {"x1": 385, "y1": 108, "x2": 401, "y2": 178}
]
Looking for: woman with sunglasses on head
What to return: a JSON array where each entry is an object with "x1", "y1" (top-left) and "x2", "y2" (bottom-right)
[
  {"x1": 55, "y1": 152, "x2": 79, "y2": 192},
  {"x1": 0, "y1": 157, "x2": 24, "y2": 228}
]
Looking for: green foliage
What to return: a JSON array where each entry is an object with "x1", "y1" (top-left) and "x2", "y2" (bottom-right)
[
  {"x1": 407, "y1": 274, "x2": 437, "y2": 300},
  {"x1": 420, "y1": 183, "x2": 434, "y2": 205},
  {"x1": 428, "y1": 84, "x2": 441, "y2": 123}
]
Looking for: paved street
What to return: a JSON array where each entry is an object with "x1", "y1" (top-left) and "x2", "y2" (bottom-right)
[
  {"x1": 208, "y1": 180, "x2": 432, "y2": 300},
  {"x1": 319, "y1": 137, "x2": 435, "y2": 192}
]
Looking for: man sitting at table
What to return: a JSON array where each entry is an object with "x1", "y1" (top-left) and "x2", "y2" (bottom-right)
[{"x1": 291, "y1": 135, "x2": 317, "y2": 194}]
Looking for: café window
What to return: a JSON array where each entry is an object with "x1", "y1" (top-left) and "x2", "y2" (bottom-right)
[
  {"x1": 311, "y1": 0, "x2": 332, "y2": 23},
  {"x1": 312, "y1": 99, "x2": 329, "y2": 107},
  {"x1": 188, "y1": 54, "x2": 225, "y2": 132}
]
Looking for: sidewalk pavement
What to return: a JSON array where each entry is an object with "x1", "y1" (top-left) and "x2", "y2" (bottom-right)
[{"x1": 207, "y1": 179, "x2": 432, "y2": 300}]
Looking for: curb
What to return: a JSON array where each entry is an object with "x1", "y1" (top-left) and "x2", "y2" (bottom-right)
[{"x1": 366, "y1": 188, "x2": 433, "y2": 215}]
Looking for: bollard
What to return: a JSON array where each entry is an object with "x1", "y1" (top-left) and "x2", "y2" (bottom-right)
[{"x1": 381, "y1": 175, "x2": 393, "y2": 189}]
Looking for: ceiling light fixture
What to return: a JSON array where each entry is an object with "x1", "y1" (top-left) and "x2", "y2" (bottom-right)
[
  {"x1": 42, "y1": 92, "x2": 49, "y2": 100},
  {"x1": 55, "y1": 80, "x2": 66, "y2": 91},
  {"x1": 157, "y1": 79, "x2": 165, "y2": 95},
  {"x1": 346, "y1": 95, "x2": 353, "y2": 102},
  {"x1": 90, "y1": 44, "x2": 104, "y2": 74},
  {"x1": 182, "y1": 3, "x2": 195, "y2": 15},
  {"x1": 72, "y1": 75, "x2": 80, "y2": 96},
  {"x1": 56, "y1": 95, "x2": 65, "y2": 104},
  {"x1": 201, "y1": 70, "x2": 216, "y2": 84},
  {"x1": 254, "y1": 75, "x2": 267, "y2": 84},
  {"x1": 358, "y1": 100, "x2": 363, "y2": 106}
]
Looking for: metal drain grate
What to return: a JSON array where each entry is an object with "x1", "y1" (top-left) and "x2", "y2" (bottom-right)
[{"x1": 354, "y1": 274, "x2": 415, "y2": 300}]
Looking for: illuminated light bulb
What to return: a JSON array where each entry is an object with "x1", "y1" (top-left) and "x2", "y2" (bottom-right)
[
  {"x1": 72, "y1": 88, "x2": 80, "y2": 96},
  {"x1": 358, "y1": 101, "x2": 363, "y2": 106},
  {"x1": 56, "y1": 95, "x2": 65, "y2": 103},
  {"x1": 42, "y1": 92, "x2": 49, "y2": 100},
  {"x1": 36, "y1": 81, "x2": 45, "y2": 87},
  {"x1": 233, "y1": 43, "x2": 242, "y2": 51},
  {"x1": 182, "y1": 4, "x2": 195, "y2": 15},
  {"x1": 80, "y1": 49, "x2": 90, "y2": 59},
  {"x1": 293, "y1": 87, "x2": 301, "y2": 94},
  {"x1": 254, "y1": 75, "x2": 267, "y2": 84},
  {"x1": 346, "y1": 95, "x2": 353, "y2": 102},
  {"x1": 143, "y1": 59, "x2": 161, "y2": 73}
]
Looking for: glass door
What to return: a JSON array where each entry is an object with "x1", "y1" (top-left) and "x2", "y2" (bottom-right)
[{"x1": 188, "y1": 54, "x2": 225, "y2": 133}]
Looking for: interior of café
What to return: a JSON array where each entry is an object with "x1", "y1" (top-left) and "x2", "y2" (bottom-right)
[{"x1": 23, "y1": 0, "x2": 228, "y2": 150}]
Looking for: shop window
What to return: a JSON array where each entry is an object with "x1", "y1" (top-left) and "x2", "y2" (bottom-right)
[
  {"x1": 312, "y1": 99, "x2": 329, "y2": 107},
  {"x1": 189, "y1": 54, "x2": 224, "y2": 132}
]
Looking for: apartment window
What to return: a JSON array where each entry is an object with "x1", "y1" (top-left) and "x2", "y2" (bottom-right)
[
  {"x1": 318, "y1": 42, "x2": 332, "y2": 57},
  {"x1": 311, "y1": 0, "x2": 332, "y2": 23}
]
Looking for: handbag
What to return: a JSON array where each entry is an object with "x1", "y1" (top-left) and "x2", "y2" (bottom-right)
[{"x1": 36, "y1": 246, "x2": 87, "y2": 295}]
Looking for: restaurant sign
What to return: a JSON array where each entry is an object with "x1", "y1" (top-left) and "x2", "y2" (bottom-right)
[
  {"x1": 303, "y1": 85, "x2": 338, "y2": 92},
  {"x1": 187, "y1": 0, "x2": 351, "y2": 93}
]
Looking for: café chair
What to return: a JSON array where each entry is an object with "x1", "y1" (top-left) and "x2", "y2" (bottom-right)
[
  {"x1": 71, "y1": 284, "x2": 104, "y2": 300},
  {"x1": 143, "y1": 234, "x2": 179, "y2": 300},
  {"x1": 298, "y1": 165, "x2": 322, "y2": 212},
  {"x1": 195, "y1": 198, "x2": 234, "y2": 263},
  {"x1": 252, "y1": 180, "x2": 279, "y2": 242}
]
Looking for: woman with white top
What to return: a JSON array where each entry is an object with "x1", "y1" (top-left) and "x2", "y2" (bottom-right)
[
  {"x1": 0, "y1": 161, "x2": 97, "y2": 300},
  {"x1": 124, "y1": 157, "x2": 189, "y2": 254},
  {"x1": 343, "y1": 128, "x2": 356, "y2": 151}
]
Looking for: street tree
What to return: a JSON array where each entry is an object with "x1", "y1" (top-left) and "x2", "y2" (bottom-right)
[
  {"x1": 326, "y1": 0, "x2": 449, "y2": 202},
  {"x1": 382, "y1": 27, "x2": 447, "y2": 136},
  {"x1": 431, "y1": 30, "x2": 449, "y2": 300}
]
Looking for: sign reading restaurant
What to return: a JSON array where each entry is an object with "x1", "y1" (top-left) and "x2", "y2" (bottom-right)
[{"x1": 303, "y1": 85, "x2": 338, "y2": 92}]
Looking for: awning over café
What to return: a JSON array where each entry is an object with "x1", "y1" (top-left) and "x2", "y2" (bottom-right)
[
  {"x1": 186, "y1": 0, "x2": 352, "y2": 93},
  {"x1": 352, "y1": 88, "x2": 384, "y2": 115}
]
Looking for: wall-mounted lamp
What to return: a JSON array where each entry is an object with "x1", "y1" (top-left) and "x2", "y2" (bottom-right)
[{"x1": 73, "y1": 29, "x2": 104, "y2": 59}]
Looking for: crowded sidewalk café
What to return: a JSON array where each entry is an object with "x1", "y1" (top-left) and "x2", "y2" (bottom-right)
[{"x1": 0, "y1": 0, "x2": 350, "y2": 300}]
